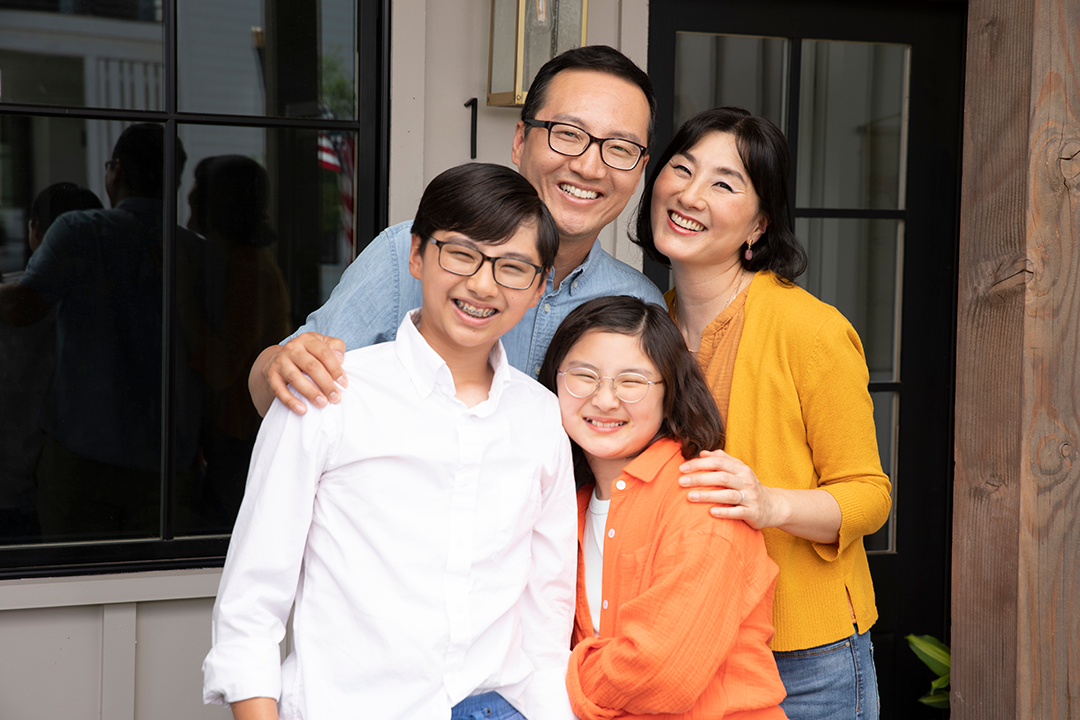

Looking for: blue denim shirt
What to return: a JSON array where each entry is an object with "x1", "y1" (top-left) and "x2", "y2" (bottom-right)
[{"x1": 288, "y1": 221, "x2": 666, "y2": 377}]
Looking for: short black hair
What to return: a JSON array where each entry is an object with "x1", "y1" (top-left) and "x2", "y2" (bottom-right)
[
  {"x1": 30, "y1": 182, "x2": 103, "y2": 230},
  {"x1": 521, "y1": 45, "x2": 656, "y2": 149},
  {"x1": 632, "y1": 107, "x2": 807, "y2": 282},
  {"x1": 411, "y1": 163, "x2": 559, "y2": 271},
  {"x1": 111, "y1": 123, "x2": 188, "y2": 200},
  {"x1": 538, "y1": 296, "x2": 724, "y2": 486}
]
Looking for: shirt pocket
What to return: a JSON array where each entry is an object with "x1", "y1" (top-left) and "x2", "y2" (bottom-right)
[{"x1": 608, "y1": 544, "x2": 651, "y2": 625}]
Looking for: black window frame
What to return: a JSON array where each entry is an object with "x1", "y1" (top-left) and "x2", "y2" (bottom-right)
[{"x1": 0, "y1": 0, "x2": 390, "y2": 580}]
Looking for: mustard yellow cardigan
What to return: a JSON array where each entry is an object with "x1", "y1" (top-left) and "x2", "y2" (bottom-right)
[{"x1": 671, "y1": 271, "x2": 892, "y2": 652}]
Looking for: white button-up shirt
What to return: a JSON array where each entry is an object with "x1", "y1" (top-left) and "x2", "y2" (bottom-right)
[{"x1": 203, "y1": 311, "x2": 578, "y2": 720}]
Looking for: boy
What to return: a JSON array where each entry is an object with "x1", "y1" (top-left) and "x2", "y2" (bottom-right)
[{"x1": 203, "y1": 164, "x2": 578, "y2": 720}]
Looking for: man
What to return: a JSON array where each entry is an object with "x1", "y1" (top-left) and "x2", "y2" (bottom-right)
[
  {"x1": 0, "y1": 123, "x2": 201, "y2": 537},
  {"x1": 249, "y1": 45, "x2": 665, "y2": 416}
]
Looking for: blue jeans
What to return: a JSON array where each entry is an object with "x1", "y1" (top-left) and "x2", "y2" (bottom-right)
[
  {"x1": 773, "y1": 628, "x2": 879, "y2": 720},
  {"x1": 450, "y1": 692, "x2": 526, "y2": 720}
]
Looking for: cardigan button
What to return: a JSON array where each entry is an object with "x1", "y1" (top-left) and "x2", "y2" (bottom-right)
[
  {"x1": 608, "y1": 528, "x2": 615, "y2": 538},
  {"x1": 602, "y1": 600, "x2": 608, "y2": 610},
  {"x1": 615, "y1": 480, "x2": 626, "y2": 491}
]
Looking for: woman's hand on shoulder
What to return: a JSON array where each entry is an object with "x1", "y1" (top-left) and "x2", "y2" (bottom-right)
[
  {"x1": 678, "y1": 450, "x2": 785, "y2": 530},
  {"x1": 680, "y1": 450, "x2": 843, "y2": 543}
]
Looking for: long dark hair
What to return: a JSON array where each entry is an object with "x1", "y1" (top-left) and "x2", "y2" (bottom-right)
[
  {"x1": 191, "y1": 155, "x2": 274, "y2": 247},
  {"x1": 632, "y1": 106, "x2": 807, "y2": 282},
  {"x1": 539, "y1": 296, "x2": 724, "y2": 486}
]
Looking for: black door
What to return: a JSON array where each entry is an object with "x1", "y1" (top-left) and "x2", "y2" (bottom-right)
[{"x1": 648, "y1": 1, "x2": 965, "y2": 716}]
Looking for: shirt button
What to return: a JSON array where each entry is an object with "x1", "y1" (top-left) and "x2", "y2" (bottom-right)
[
  {"x1": 615, "y1": 480, "x2": 626, "y2": 491},
  {"x1": 602, "y1": 600, "x2": 608, "y2": 610},
  {"x1": 607, "y1": 528, "x2": 615, "y2": 539},
  {"x1": 543, "y1": 303, "x2": 551, "y2": 313},
  {"x1": 572, "y1": 281, "x2": 578, "y2": 290}
]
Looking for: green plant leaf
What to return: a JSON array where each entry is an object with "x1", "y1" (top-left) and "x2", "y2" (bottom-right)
[
  {"x1": 906, "y1": 634, "x2": 951, "y2": 676},
  {"x1": 918, "y1": 690, "x2": 950, "y2": 709},
  {"x1": 930, "y1": 672, "x2": 950, "y2": 693}
]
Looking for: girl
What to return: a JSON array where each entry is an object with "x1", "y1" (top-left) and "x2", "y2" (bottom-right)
[{"x1": 539, "y1": 295, "x2": 787, "y2": 719}]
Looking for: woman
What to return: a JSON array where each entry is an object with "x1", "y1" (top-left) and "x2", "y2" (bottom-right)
[
  {"x1": 182, "y1": 155, "x2": 292, "y2": 526},
  {"x1": 539, "y1": 295, "x2": 787, "y2": 720},
  {"x1": 632, "y1": 107, "x2": 891, "y2": 719}
]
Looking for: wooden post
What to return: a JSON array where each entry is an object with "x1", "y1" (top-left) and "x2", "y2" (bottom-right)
[
  {"x1": 954, "y1": 0, "x2": 1080, "y2": 716},
  {"x1": 1019, "y1": 0, "x2": 1080, "y2": 714}
]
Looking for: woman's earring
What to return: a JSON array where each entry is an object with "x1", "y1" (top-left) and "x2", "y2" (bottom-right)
[{"x1": 744, "y1": 242, "x2": 754, "y2": 261}]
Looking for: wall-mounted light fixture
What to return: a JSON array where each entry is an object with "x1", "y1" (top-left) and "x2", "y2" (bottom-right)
[{"x1": 487, "y1": 0, "x2": 588, "y2": 107}]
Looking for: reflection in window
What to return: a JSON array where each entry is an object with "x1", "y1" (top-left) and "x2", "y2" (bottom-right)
[
  {"x1": 0, "y1": 121, "x2": 168, "y2": 542},
  {"x1": 0, "y1": 116, "x2": 356, "y2": 545},
  {"x1": 0, "y1": 0, "x2": 367, "y2": 573},
  {"x1": 673, "y1": 32, "x2": 787, "y2": 130},
  {"x1": 178, "y1": 0, "x2": 355, "y2": 118},
  {"x1": 0, "y1": 4, "x2": 162, "y2": 109},
  {"x1": 174, "y1": 123, "x2": 356, "y2": 536},
  {"x1": 865, "y1": 391, "x2": 897, "y2": 553},
  {"x1": 795, "y1": 217, "x2": 900, "y2": 382},
  {"x1": 797, "y1": 40, "x2": 909, "y2": 210}
]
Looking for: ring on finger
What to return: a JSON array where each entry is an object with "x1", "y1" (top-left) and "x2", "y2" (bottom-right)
[{"x1": 737, "y1": 490, "x2": 745, "y2": 505}]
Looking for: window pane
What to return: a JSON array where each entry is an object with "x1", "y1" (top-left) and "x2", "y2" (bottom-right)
[
  {"x1": 795, "y1": 217, "x2": 900, "y2": 381},
  {"x1": 0, "y1": 7, "x2": 163, "y2": 109},
  {"x1": 0, "y1": 117, "x2": 167, "y2": 545},
  {"x1": 177, "y1": 0, "x2": 355, "y2": 118},
  {"x1": 796, "y1": 40, "x2": 909, "y2": 210},
  {"x1": 864, "y1": 391, "x2": 897, "y2": 553},
  {"x1": 673, "y1": 32, "x2": 787, "y2": 131},
  {"x1": 522, "y1": 0, "x2": 585, "y2": 96},
  {"x1": 173, "y1": 123, "x2": 356, "y2": 536}
]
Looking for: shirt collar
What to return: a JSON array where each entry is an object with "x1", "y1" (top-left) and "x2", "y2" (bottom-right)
[
  {"x1": 114, "y1": 197, "x2": 163, "y2": 225},
  {"x1": 548, "y1": 239, "x2": 604, "y2": 297},
  {"x1": 620, "y1": 437, "x2": 683, "y2": 484},
  {"x1": 394, "y1": 309, "x2": 512, "y2": 414}
]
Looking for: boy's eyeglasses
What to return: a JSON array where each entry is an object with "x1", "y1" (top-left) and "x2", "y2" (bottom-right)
[
  {"x1": 558, "y1": 368, "x2": 662, "y2": 403},
  {"x1": 428, "y1": 238, "x2": 543, "y2": 290},
  {"x1": 522, "y1": 119, "x2": 647, "y2": 171}
]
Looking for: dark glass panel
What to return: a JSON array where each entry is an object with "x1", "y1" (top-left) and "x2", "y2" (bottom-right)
[
  {"x1": 172, "y1": 123, "x2": 356, "y2": 536},
  {"x1": 177, "y1": 0, "x2": 355, "y2": 119},
  {"x1": 796, "y1": 40, "x2": 909, "y2": 210},
  {"x1": 0, "y1": 6, "x2": 162, "y2": 109},
  {"x1": 673, "y1": 32, "x2": 787, "y2": 130},
  {"x1": 865, "y1": 391, "x2": 897, "y2": 554},
  {"x1": 796, "y1": 217, "x2": 901, "y2": 382},
  {"x1": 0, "y1": 117, "x2": 167, "y2": 545}
]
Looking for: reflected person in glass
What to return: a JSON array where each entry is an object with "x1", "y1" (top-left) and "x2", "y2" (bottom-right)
[
  {"x1": 180, "y1": 155, "x2": 291, "y2": 530},
  {"x1": 632, "y1": 107, "x2": 890, "y2": 720},
  {"x1": 0, "y1": 123, "x2": 201, "y2": 540},
  {"x1": 0, "y1": 183, "x2": 103, "y2": 542}
]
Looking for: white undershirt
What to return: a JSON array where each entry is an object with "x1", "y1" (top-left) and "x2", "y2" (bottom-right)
[{"x1": 583, "y1": 490, "x2": 611, "y2": 637}]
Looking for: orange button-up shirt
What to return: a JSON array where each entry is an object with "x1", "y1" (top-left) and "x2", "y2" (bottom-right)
[{"x1": 567, "y1": 438, "x2": 788, "y2": 720}]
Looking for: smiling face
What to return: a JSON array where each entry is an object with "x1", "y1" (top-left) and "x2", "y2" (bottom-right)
[
  {"x1": 557, "y1": 330, "x2": 665, "y2": 480},
  {"x1": 650, "y1": 130, "x2": 768, "y2": 272},
  {"x1": 408, "y1": 225, "x2": 545, "y2": 365},
  {"x1": 511, "y1": 68, "x2": 650, "y2": 249}
]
